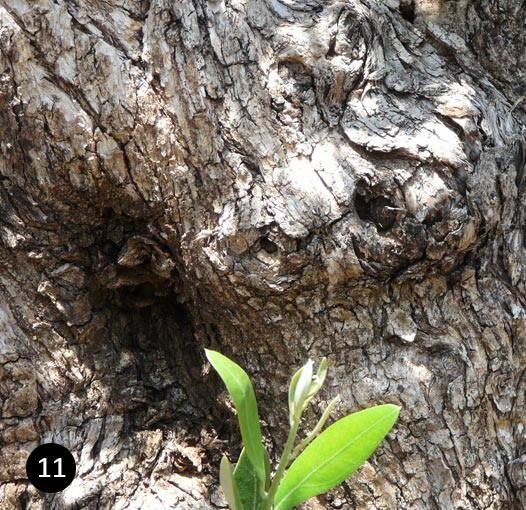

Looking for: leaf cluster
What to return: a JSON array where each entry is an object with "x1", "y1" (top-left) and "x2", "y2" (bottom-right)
[{"x1": 206, "y1": 350, "x2": 400, "y2": 510}]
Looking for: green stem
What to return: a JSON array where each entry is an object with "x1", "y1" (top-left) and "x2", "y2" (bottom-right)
[
  {"x1": 290, "y1": 395, "x2": 340, "y2": 460},
  {"x1": 262, "y1": 419, "x2": 300, "y2": 510}
]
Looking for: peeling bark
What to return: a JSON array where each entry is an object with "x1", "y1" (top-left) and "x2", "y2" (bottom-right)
[{"x1": 1, "y1": 0, "x2": 525, "y2": 509}]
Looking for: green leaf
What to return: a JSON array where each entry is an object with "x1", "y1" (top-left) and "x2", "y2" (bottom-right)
[
  {"x1": 264, "y1": 447, "x2": 271, "y2": 491},
  {"x1": 234, "y1": 448, "x2": 263, "y2": 510},
  {"x1": 307, "y1": 357, "x2": 328, "y2": 400},
  {"x1": 274, "y1": 404, "x2": 401, "y2": 510},
  {"x1": 206, "y1": 349, "x2": 267, "y2": 484},
  {"x1": 220, "y1": 456, "x2": 243, "y2": 510},
  {"x1": 292, "y1": 360, "x2": 313, "y2": 420},
  {"x1": 289, "y1": 358, "x2": 327, "y2": 425},
  {"x1": 288, "y1": 364, "x2": 305, "y2": 425}
]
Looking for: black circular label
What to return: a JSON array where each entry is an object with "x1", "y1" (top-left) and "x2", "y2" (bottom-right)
[{"x1": 26, "y1": 443, "x2": 76, "y2": 493}]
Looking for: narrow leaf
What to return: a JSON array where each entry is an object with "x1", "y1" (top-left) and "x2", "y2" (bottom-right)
[
  {"x1": 220, "y1": 456, "x2": 243, "y2": 510},
  {"x1": 291, "y1": 395, "x2": 340, "y2": 460},
  {"x1": 306, "y1": 357, "x2": 328, "y2": 400},
  {"x1": 264, "y1": 447, "x2": 271, "y2": 491},
  {"x1": 288, "y1": 364, "x2": 305, "y2": 425},
  {"x1": 234, "y1": 448, "x2": 262, "y2": 510},
  {"x1": 292, "y1": 360, "x2": 313, "y2": 420},
  {"x1": 274, "y1": 404, "x2": 401, "y2": 510},
  {"x1": 206, "y1": 349, "x2": 267, "y2": 484}
]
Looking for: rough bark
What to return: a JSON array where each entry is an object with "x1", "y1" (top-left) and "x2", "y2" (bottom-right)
[{"x1": 0, "y1": 0, "x2": 525, "y2": 509}]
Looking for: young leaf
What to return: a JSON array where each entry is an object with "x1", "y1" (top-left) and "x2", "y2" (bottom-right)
[
  {"x1": 234, "y1": 448, "x2": 263, "y2": 510},
  {"x1": 206, "y1": 349, "x2": 267, "y2": 484},
  {"x1": 300, "y1": 357, "x2": 328, "y2": 417},
  {"x1": 220, "y1": 456, "x2": 243, "y2": 510},
  {"x1": 274, "y1": 404, "x2": 401, "y2": 510},
  {"x1": 306, "y1": 357, "x2": 328, "y2": 401},
  {"x1": 288, "y1": 364, "x2": 305, "y2": 425},
  {"x1": 292, "y1": 360, "x2": 313, "y2": 421},
  {"x1": 288, "y1": 359, "x2": 328, "y2": 424}
]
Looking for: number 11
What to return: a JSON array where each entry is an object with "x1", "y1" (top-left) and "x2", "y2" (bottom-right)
[{"x1": 38, "y1": 458, "x2": 66, "y2": 478}]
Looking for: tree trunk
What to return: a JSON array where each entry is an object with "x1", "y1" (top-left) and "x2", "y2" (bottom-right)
[{"x1": 1, "y1": 0, "x2": 525, "y2": 508}]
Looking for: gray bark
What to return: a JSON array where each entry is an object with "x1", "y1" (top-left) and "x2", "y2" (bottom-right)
[{"x1": 0, "y1": 0, "x2": 525, "y2": 509}]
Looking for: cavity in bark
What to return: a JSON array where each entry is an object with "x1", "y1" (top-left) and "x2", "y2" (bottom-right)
[
  {"x1": 260, "y1": 237, "x2": 278, "y2": 254},
  {"x1": 355, "y1": 193, "x2": 398, "y2": 231},
  {"x1": 399, "y1": 0, "x2": 416, "y2": 23}
]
